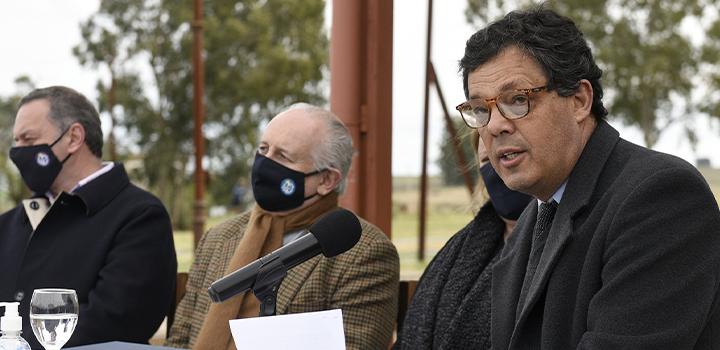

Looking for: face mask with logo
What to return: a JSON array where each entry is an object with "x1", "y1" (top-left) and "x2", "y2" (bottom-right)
[
  {"x1": 480, "y1": 162, "x2": 533, "y2": 220},
  {"x1": 9, "y1": 128, "x2": 71, "y2": 194},
  {"x1": 251, "y1": 153, "x2": 325, "y2": 212}
]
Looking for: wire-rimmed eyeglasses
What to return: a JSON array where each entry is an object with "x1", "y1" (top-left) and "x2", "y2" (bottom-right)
[{"x1": 455, "y1": 86, "x2": 548, "y2": 128}]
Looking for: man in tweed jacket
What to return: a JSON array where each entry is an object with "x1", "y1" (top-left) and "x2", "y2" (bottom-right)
[{"x1": 166, "y1": 104, "x2": 399, "y2": 350}]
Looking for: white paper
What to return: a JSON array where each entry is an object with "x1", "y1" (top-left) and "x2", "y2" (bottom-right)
[{"x1": 229, "y1": 309, "x2": 346, "y2": 350}]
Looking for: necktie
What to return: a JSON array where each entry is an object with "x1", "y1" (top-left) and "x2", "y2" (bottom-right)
[{"x1": 516, "y1": 201, "x2": 558, "y2": 317}]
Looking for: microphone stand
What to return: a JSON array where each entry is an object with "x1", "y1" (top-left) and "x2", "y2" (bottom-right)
[{"x1": 252, "y1": 255, "x2": 287, "y2": 316}]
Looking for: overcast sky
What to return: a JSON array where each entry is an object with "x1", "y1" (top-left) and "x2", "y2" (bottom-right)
[{"x1": 1, "y1": 0, "x2": 718, "y2": 176}]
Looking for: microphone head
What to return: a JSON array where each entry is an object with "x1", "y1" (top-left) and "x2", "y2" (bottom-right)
[{"x1": 309, "y1": 208, "x2": 362, "y2": 257}]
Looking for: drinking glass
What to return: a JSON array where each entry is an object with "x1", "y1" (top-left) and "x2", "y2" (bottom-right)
[{"x1": 29, "y1": 289, "x2": 79, "y2": 350}]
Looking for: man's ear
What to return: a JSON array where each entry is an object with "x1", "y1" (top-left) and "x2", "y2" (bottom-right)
[
  {"x1": 573, "y1": 79, "x2": 594, "y2": 123},
  {"x1": 317, "y1": 168, "x2": 342, "y2": 196},
  {"x1": 66, "y1": 123, "x2": 86, "y2": 154}
]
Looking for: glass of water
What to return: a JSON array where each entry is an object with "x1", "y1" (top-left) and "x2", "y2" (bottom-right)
[{"x1": 29, "y1": 289, "x2": 79, "y2": 350}]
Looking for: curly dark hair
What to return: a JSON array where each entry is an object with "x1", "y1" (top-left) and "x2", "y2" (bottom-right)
[
  {"x1": 459, "y1": 6, "x2": 608, "y2": 120},
  {"x1": 18, "y1": 86, "x2": 104, "y2": 158}
]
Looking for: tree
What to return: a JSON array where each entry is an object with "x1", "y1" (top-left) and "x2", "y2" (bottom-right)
[
  {"x1": 74, "y1": 0, "x2": 328, "y2": 226},
  {"x1": 73, "y1": 1, "x2": 149, "y2": 162},
  {"x1": 700, "y1": 10, "x2": 720, "y2": 125},
  {"x1": 465, "y1": 0, "x2": 715, "y2": 149},
  {"x1": 437, "y1": 117, "x2": 478, "y2": 186},
  {"x1": 0, "y1": 77, "x2": 35, "y2": 210}
]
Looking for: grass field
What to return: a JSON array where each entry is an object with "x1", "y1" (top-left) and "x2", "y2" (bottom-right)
[{"x1": 173, "y1": 169, "x2": 720, "y2": 280}]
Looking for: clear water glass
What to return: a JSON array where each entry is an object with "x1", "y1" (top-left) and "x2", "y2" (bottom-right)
[{"x1": 29, "y1": 289, "x2": 78, "y2": 350}]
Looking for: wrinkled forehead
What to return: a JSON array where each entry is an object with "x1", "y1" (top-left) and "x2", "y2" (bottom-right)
[
  {"x1": 13, "y1": 99, "x2": 57, "y2": 138},
  {"x1": 467, "y1": 47, "x2": 546, "y2": 99},
  {"x1": 262, "y1": 110, "x2": 325, "y2": 156}
]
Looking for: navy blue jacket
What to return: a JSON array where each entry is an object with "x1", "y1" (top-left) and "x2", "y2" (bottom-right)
[{"x1": 0, "y1": 164, "x2": 176, "y2": 349}]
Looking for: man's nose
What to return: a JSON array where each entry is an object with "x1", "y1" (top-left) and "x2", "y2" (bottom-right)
[{"x1": 485, "y1": 104, "x2": 515, "y2": 136}]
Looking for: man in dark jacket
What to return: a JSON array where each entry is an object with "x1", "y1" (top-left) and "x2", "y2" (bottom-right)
[
  {"x1": 0, "y1": 86, "x2": 177, "y2": 348},
  {"x1": 456, "y1": 6, "x2": 720, "y2": 350}
]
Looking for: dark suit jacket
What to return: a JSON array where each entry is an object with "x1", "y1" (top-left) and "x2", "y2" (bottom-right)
[
  {"x1": 491, "y1": 121, "x2": 720, "y2": 349},
  {"x1": 0, "y1": 164, "x2": 177, "y2": 349}
]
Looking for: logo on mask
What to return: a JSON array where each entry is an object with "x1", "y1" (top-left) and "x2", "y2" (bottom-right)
[
  {"x1": 9, "y1": 127, "x2": 73, "y2": 194},
  {"x1": 280, "y1": 178, "x2": 296, "y2": 196},
  {"x1": 36, "y1": 152, "x2": 50, "y2": 167},
  {"x1": 252, "y1": 153, "x2": 325, "y2": 212}
]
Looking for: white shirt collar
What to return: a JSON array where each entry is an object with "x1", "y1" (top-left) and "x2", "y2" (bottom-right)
[
  {"x1": 47, "y1": 162, "x2": 115, "y2": 203},
  {"x1": 537, "y1": 180, "x2": 568, "y2": 205},
  {"x1": 72, "y1": 162, "x2": 115, "y2": 192}
]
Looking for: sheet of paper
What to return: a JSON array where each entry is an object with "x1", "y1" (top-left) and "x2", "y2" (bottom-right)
[{"x1": 230, "y1": 309, "x2": 346, "y2": 350}]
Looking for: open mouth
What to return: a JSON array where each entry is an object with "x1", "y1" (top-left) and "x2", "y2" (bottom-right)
[{"x1": 501, "y1": 152, "x2": 521, "y2": 161}]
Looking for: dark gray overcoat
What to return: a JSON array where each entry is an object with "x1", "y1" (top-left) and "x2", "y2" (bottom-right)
[{"x1": 492, "y1": 121, "x2": 720, "y2": 349}]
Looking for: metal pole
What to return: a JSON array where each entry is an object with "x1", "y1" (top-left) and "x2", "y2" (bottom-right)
[
  {"x1": 331, "y1": 0, "x2": 393, "y2": 236},
  {"x1": 361, "y1": 0, "x2": 393, "y2": 236},
  {"x1": 192, "y1": 0, "x2": 206, "y2": 247},
  {"x1": 430, "y1": 63, "x2": 475, "y2": 195},
  {"x1": 418, "y1": 0, "x2": 433, "y2": 261},
  {"x1": 330, "y1": 0, "x2": 363, "y2": 216}
]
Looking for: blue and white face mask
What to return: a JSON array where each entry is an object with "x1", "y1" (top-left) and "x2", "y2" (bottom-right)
[{"x1": 251, "y1": 153, "x2": 325, "y2": 212}]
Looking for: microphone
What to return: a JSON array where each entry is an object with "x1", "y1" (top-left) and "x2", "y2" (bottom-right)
[{"x1": 207, "y1": 208, "x2": 362, "y2": 303}]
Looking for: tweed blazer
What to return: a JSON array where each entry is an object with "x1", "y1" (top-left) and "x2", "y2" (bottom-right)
[
  {"x1": 166, "y1": 208, "x2": 399, "y2": 349},
  {"x1": 491, "y1": 120, "x2": 720, "y2": 349}
]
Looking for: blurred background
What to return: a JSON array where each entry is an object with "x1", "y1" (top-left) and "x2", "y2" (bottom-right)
[{"x1": 1, "y1": 0, "x2": 720, "y2": 279}]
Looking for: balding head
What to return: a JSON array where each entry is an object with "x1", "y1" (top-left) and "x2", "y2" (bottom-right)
[{"x1": 263, "y1": 103, "x2": 354, "y2": 193}]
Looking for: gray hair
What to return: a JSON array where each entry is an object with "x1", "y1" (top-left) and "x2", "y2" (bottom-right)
[
  {"x1": 18, "y1": 86, "x2": 103, "y2": 158},
  {"x1": 285, "y1": 103, "x2": 354, "y2": 193}
]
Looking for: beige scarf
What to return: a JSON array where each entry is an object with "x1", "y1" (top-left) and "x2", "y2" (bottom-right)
[{"x1": 193, "y1": 192, "x2": 339, "y2": 350}]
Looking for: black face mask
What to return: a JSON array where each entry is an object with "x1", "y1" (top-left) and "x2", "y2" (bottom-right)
[
  {"x1": 9, "y1": 128, "x2": 71, "y2": 195},
  {"x1": 251, "y1": 153, "x2": 325, "y2": 212},
  {"x1": 480, "y1": 162, "x2": 533, "y2": 220}
]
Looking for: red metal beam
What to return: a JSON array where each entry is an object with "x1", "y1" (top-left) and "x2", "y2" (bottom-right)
[
  {"x1": 418, "y1": 0, "x2": 433, "y2": 260},
  {"x1": 430, "y1": 63, "x2": 475, "y2": 195},
  {"x1": 192, "y1": 0, "x2": 206, "y2": 246},
  {"x1": 330, "y1": 0, "x2": 393, "y2": 237}
]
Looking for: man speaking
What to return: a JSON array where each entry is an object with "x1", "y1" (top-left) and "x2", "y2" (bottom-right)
[{"x1": 457, "y1": 6, "x2": 720, "y2": 349}]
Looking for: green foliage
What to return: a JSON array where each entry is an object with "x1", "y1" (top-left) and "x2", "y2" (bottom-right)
[
  {"x1": 0, "y1": 77, "x2": 35, "y2": 210},
  {"x1": 700, "y1": 8, "x2": 720, "y2": 120},
  {"x1": 465, "y1": 0, "x2": 719, "y2": 148},
  {"x1": 74, "y1": 0, "x2": 328, "y2": 227},
  {"x1": 437, "y1": 117, "x2": 478, "y2": 186}
]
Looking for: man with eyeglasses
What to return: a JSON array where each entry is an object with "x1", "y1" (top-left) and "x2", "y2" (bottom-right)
[{"x1": 457, "y1": 6, "x2": 720, "y2": 350}]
